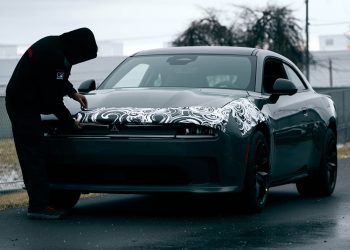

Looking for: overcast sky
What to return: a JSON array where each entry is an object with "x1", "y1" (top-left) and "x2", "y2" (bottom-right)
[{"x1": 1, "y1": 0, "x2": 350, "y2": 55}]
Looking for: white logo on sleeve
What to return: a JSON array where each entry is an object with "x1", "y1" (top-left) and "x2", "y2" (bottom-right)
[{"x1": 56, "y1": 71, "x2": 65, "y2": 80}]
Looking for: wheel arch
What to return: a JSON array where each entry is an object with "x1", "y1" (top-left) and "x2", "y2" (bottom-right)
[
  {"x1": 328, "y1": 117, "x2": 337, "y2": 138},
  {"x1": 242, "y1": 122, "x2": 271, "y2": 211},
  {"x1": 253, "y1": 122, "x2": 271, "y2": 150},
  {"x1": 251, "y1": 122, "x2": 271, "y2": 172}
]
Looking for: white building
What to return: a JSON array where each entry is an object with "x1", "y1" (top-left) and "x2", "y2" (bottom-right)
[
  {"x1": 310, "y1": 50, "x2": 350, "y2": 87},
  {"x1": 0, "y1": 45, "x2": 19, "y2": 59},
  {"x1": 0, "y1": 40, "x2": 124, "y2": 59},
  {"x1": 97, "y1": 40, "x2": 123, "y2": 57},
  {"x1": 307, "y1": 35, "x2": 350, "y2": 87},
  {"x1": 319, "y1": 34, "x2": 350, "y2": 51}
]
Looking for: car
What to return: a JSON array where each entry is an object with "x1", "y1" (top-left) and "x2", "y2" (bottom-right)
[{"x1": 42, "y1": 46, "x2": 337, "y2": 212}]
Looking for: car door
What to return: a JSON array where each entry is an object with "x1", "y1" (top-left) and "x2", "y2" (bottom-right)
[{"x1": 262, "y1": 58, "x2": 313, "y2": 181}]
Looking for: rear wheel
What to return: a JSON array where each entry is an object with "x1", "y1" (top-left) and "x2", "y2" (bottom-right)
[
  {"x1": 296, "y1": 128, "x2": 337, "y2": 196},
  {"x1": 241, "y1": 131, "x2": 270, "y2": 213},
  {"x1": 49, "y1": 190, "x2": 81, "y2": 209}
]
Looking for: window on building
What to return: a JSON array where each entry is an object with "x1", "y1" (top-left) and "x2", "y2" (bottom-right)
[{"x1": 325, "y1": 39, "x2": 334, "y2": 46}]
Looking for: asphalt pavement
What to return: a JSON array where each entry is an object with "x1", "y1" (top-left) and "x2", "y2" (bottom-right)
[{"x1": 1, "y1": 159, "x2": 350, "y2": 250}]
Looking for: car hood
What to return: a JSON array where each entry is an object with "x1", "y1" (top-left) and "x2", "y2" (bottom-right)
[
  {"x1": 73, "y1": 88, "x2": 267, "y2": 135},
  {"x1": 84, "y1": 88, "x2": 247, "y2": 109}
]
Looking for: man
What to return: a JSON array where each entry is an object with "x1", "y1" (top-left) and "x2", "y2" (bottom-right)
[{"x1": 6, "y1": 28, "x2": 98, "y2": 219}]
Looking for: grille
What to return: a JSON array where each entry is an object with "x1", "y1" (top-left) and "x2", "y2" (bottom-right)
[{"x1": 43, "y1": 121, "x2": 219, "y2": 139}]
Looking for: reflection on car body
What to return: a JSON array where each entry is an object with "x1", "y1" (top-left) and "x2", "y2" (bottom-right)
[{"x1": 42, "y1": 47, "x2": 337, "y2": 212}]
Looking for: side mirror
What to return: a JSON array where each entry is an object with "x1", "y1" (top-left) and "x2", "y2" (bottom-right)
[
  {"x1": 272, "y1": 78, "x2": 297, "y2": 96},
  {"x1": 78, "y1": 79, "x2": 96, "y2": 93},
  {"x1": 268, "y1": 78, "x2": 297, "y2": 104}
]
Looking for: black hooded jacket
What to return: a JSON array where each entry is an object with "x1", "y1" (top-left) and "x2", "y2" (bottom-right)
[{"x1": 6, "y1": 28, "x2": 97, "y2": 125}]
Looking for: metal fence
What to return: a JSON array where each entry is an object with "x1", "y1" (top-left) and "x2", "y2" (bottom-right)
[
  {"x1": 0, "y1": 95, "x2": 23, "y2": 191},
  {"x1": 0, "y1": 96, "x2": 12, "y2": 138},
  {"x1": 314, "y1": 87, "x2": 350, "y2": 143},
  {"x1": 1, "y1": 87, "x2": 350, "y2": 191}
]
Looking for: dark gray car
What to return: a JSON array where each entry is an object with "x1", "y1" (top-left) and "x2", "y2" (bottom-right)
[{"x1": 42, "y1": 47, "x2": 337, "y2": 212}]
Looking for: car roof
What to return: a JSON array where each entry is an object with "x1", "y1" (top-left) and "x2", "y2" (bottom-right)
[{"x1": 133, "y1": 46, "x2": 259, "y2": 56}]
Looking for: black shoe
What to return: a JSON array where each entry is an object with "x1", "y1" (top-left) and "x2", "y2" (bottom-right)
[{"x1": 27, "y1": 206, "x2": 66, "y2": 220}]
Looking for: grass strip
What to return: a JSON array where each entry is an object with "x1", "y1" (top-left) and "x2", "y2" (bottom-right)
[
  {"x1": 338, "y1": 143, "x2": 350, "y2": 159},
  {"x1": 0, "y1": 191, "x2": 28, "y2": 211},
  {"x1": 0, "y1": 191, "x2": 101, "y2": 211}
]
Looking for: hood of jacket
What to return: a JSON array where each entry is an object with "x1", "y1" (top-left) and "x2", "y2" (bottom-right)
[{"x1": 59, "y1": 27, "x2": 98, "y2": 65}]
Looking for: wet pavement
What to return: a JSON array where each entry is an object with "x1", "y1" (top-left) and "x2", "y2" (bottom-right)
[{"x1": 1, "y1": 159, "x2": 350, "y2": 249}]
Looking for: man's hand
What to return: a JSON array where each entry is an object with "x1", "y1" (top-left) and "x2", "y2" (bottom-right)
[
  {"x1": 73, "y1": 93, "x2": 88, "y2": 109},
  {"x1": 73, "y1": 119, "x2": 82, "y2": 129}
]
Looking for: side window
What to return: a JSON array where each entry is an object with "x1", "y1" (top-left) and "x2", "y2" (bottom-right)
[
  {"x1": 283, "y1": 64, "x2": 307, "y2": 90},
  {"x1": 262, "y1": 59, "x2": 287, "y2": 93}
]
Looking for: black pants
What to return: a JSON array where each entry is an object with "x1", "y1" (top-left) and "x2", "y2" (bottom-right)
[{"x1": 6, "y1": 101, "x2": 50, "y2": 212}]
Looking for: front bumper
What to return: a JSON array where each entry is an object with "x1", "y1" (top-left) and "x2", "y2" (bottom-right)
[{"x1": 44, "y1": 132, "x2": 246, "y2": 194}]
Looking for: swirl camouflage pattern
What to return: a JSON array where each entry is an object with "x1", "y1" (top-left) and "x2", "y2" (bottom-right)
[{"x1": 76, "y1": 98, "x2": 267, "y2": 135}]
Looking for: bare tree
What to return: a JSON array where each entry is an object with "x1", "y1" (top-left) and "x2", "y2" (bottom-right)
[
  {"x1": 240, "y1": 5, "x2": 305, "y2": 69},
  {"x1": 172, "y1": 5, "x2": 305, "y2": 69},
  {"x1": 172, "y1": 13, "x2": 235, "y2": 46}
]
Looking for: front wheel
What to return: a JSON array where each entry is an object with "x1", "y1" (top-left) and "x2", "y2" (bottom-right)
[
  {"x1": 49, "y1": 190, "x2": 81, "y2": 210},
  {"x1": 241, "y1": 131, "x2": 270, "y2": 213},
  {"x1": 296, "y1": 128, "x2": 337, "y2": 196}
]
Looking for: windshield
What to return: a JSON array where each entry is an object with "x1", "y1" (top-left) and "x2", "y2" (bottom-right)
[{"x1": 99, "y1": 54, "x2": 256, "y2": 90}]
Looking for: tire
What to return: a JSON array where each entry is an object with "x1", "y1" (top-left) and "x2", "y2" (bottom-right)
[
  {"x1": 296, "y1": 128, "x2": 337, "y2": 196},
  {"x1": 49, "y1": 190, "x2": 81, "y2": 209},
  {"x1": 241, "y1": 131, "x2": 270, "y2": 213}
]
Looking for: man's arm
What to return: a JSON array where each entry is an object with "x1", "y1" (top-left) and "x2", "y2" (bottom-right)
[
  {"x1": 72, "y1": 92, "x2": 88, "y2": 109},
  {"x1": 52, "y1": 101, "x2": 80, "y2": 130},
  {"x1": 62, "y1": 80, "x2": 88, "y2": 109}
]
